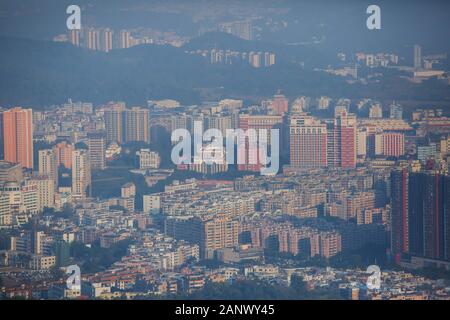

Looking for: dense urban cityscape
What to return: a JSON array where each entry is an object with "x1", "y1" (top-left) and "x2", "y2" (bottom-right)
[{"x1": 1, "y1": 0, "x2": 450, "y2": 303}]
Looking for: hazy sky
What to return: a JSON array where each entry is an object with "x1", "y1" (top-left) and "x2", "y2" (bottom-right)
[{"x1": 1, "y1": 0, "x2": 449, "y2": 52}]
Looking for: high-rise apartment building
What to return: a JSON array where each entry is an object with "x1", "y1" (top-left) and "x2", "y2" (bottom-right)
[
  {"x1": 356, "y1": 129, "x2": 368, "y2": 158},
  {"x1": 317, "y1": 96, "x2": 331, "y2": 110},
  {"x1": 25, "y1": 176, "x2": 55, "y2": 211},
  {"x1": 104, "y1": 105, "x2": 125, "y2": 144},
  {"x1": 99, "y1": 28, "x2": 113, "y2": 52},
  {"x1": 53, "y1": 141, "x2": 74, "y2": 169},
  {"x1": 166, "y1": 214, "x2": 239, "y2": 259},
  {"x1": 263, "y1": 52, "x2": 276, "y2": 67},
  {"x1": 408, "y1": 172, "x2": 450, "y2": 261},
  {"x1": 389, "y1": 103, "x2": 403, "y2": 120},
  {"x1": 390, "y1": 169, "x2": 409, "y2": 262},
  {"x1": 121, "y1": 182, "x2": 136, "y2": 198},
  {"x1": 0, "y1": 191, "x2": 11, "y2": 227},
  {"x1": 270, "y1": 94, "x2": 289, "y2": 115},
  {"x1": 38, "y1": 149, "x2": 58, "y2": 187},
  {"x1": 87, "y1": 133, "x2": 106, "y2": 170},
  {"x1": 369, "y1": 104, "x2": 383, "y2": 119},
  {"x1": 124, "y1": 107, "x2": 151, "y2": 143},
  {"x1": 143, "y1": 194, "x2": 161, "y2": 214},
  {"x1": 319, "y1": 232, "x2": 342, "y2": 259},
  {"x1": 238, "y1": 114, "x2": 283, "y2": 172},
  {"x1": 69, "y1": 29, "x2": 81, "y2": 47},
  {"x1": 440, "y1": 136, "x2": 450, "y2": 158},
  {"x1": 84, "y1": 28, "x2": 100, "y2": 51},
  {"x1": 2, "y1": 107, "x2": 34, "y2": 169},
  {"x1": 290, "y1": 115, "x2": 328, "y2": 168},
  {"x1": 391, "y1": 170, "x2": 450, "y2": 263},
  {"x1": 71, "y1": 149, "x2": 91, "y2": 199},
  {"x1": 377, "y1": 132, "x2": 405, "y2": 158},
  {"x1": 204, "y1": 114, "x2": 234, "y2": 137},
  {"x1": 118, "y1": 30, "x2": 132, "y2": 49},
  {"x1": 328, "y1": 111, "x2": 357, "y2": 169},
  {"x1": 414, "y1": 44, "x2": 422, "y2": 69},
  {"x1": 248, "y1": 52, "x2": 261, "y2": 68}
]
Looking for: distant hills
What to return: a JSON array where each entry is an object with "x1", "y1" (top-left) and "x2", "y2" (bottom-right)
[
  {"x1": 0, "y1": 33, "x2": 341, "y2": 108},
  {"x1": 0, "y1": 33, "x2": 449, "y2": 109}
]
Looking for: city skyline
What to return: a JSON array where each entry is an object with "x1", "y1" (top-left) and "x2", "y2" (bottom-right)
[{"x1": 1, "y1": 0, "x2": 450, "y2": 305}]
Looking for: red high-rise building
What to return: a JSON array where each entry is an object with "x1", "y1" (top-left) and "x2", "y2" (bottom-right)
[
  {"x1": 390, "y1": 169, "x2": 409, "y2": 263},
  {"x1": 290, "y1": 115, "x2": 328, "y2": 168},
  {"x1": 2, "y1": 107, "x2": 34, "y2": 169},
  {"x1": 53, "y1": 141, "x2": 74, "y2": 169},
  {"x1": 335, "y1": 112, "x2": 356, "y2": 169},
  {"x1": 327, "y1": 112, "x2": 357, "y2": 169}
]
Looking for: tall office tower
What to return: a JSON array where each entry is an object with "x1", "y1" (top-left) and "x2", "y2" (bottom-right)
[
  {"x1": 85, "y1": 28, "x2": 100, "y2": 50},
  {"x1": 69, "y1": 29, "x2": 81, "y2": 47},
  {"x1": 414, "y1": 44, "x2": 422, "y2": 69},
  {"x1": 104, "y1": 105, "x2": 125, "y2": 144},
  {"x1": 118, "y1": 30, "x2": 132, "y2": 49},
  {"x1": 71, "y1": 149, "x2": 91, "y2": 199},
  {"x1": 53, "y1": 141, "x2": 74, "y2": 169},
  {"x1": 2, "y1": 107, "x2": 33, "y2": 169},
  {"x1": 38, "y1": 149, "x2": 58, "y2": 187},
  {"x1": 408, "y1": 172, "x2": 450, "y2": 261},
  {"x1": 270, "y1": 94, "x2": 289, "y2": 115},
  {"x1": 380, "y1": 132, "x2": 405, "y2": 158},
  {"x1": 100, "y1": 28, "x2": 113, "y2": 52},
  {"x1": 238, "y1": 114, "x2": 284, "y2": 172},
  {"x1": 389, "y1": 103, "x2": 403, "y2": 119},
  {"x1": 124, "y1": 107, "x2": 151, "y2": 143},
  {"x1": 328, "y1": 111, "x2": 357, "y2": 169},
  {"x1": 87, "y1": 133, "x2": 106, "y2": 170},
  {"x1": 390, "y1": 169, "x2": 409, "y2": 263},
  {"x1": 290, "y1": 115, "x2": 328, "y2": 168}
]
